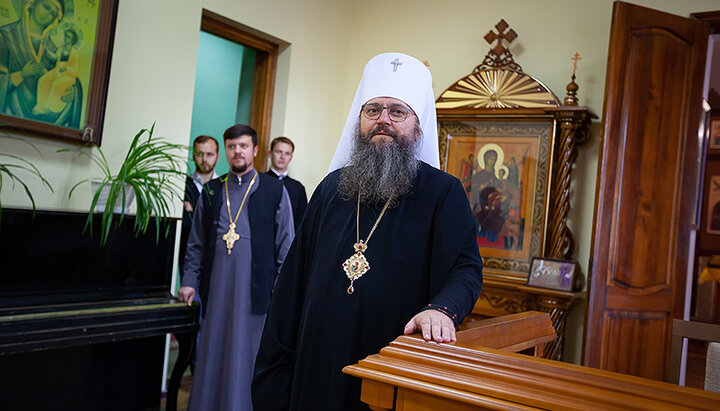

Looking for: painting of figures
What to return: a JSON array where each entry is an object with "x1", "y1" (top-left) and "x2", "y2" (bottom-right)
[
  {"x1": 0, "y1": 0, "x2": 117, "y2": 144},
  {"x1": 442, "y1": 120, "x2": 552, "y2": 275}
]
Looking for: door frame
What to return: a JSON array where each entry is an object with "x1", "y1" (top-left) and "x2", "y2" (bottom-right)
[{"x1": 200, "y1": 9, "x2": 282, "y2": 171}]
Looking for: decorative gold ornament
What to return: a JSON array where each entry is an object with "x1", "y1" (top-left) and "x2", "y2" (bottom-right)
[
  {"x1": 343, "y1": 196, "x2": 391, "y2": 294},
  {"x1": 223, "y1": 171, "x2": 257, "y2": 255}
]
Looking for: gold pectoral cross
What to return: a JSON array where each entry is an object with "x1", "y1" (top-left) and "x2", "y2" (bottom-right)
[{"x1": 223, "y1": 222, "x2": 240, "y2": 255}]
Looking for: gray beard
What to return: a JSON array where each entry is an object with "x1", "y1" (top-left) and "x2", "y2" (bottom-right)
[{"x1": 338, "y1": 124, "x2": 420, "y2": 206}]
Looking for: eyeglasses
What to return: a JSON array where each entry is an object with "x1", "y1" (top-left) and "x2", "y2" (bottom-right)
[{"x1": 361, "y1": 103, "x2": 414, "y2": 122}]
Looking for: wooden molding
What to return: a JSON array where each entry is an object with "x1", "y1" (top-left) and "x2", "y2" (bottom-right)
[{"x1": 345, "y1": 314, "x2": 720, "y2": 410}]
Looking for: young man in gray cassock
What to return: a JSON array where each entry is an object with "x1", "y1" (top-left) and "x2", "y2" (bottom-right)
[{"x1": 179, "y1": 124, "x2": 294, "y2": 411}]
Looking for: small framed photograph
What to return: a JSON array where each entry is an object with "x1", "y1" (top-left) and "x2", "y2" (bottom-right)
[
  {"x1": 706, "y1": 175, "x2": 720, "y2": 235},
  {"x1": 527, "y1": 257, "x2": 579, "y2": 292},
  {"x1": 710, "y1": 118, "x2": 720, "y2": 152},
  {"x1": 699, "y1": 161, "x2": 720, "y2": 253}
]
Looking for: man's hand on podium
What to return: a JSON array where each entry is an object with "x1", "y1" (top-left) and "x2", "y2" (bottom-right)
[{"x1": 403, "y1": 310, "x2": 456, "y2": 343}]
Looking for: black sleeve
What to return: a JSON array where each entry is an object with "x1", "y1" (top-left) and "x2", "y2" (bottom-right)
[
  {"x1": 428, "y1": 177, "x2": 484, "y2": 322},
  {"x1": 296, "y1": 182, "x2": 308, "y2": 226},
  {"x1": 252, "y1": 178, "x2": 325, "y2": 410},
  {"x1": 179, "y1": 177, "x2": 197, "y2": 266}
]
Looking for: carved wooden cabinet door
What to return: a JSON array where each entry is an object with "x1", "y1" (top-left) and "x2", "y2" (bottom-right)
[{"x1": 584, "y1": 1, "x2": 708, "y2": 379}]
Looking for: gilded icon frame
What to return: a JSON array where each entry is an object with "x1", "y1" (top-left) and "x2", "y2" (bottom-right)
[{"x1": 439, "y1": 118, "x2": 555, "y2": 280}]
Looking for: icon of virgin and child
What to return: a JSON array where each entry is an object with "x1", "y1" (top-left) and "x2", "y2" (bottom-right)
[
  {"x1": 459, "y1": 143, "x2": 527, "y2": 251},
  {"x1": 0, "y1": 0, "x2": 85, "y2": 128}
]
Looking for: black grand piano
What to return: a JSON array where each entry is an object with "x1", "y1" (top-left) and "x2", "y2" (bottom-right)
[{"x1": 0, "y1": 208, "x2": 198, "y2": 411}]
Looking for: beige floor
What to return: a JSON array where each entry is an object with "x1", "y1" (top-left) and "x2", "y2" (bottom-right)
[
  {"x1": 161, "y1": 336, "x2": 192, "y2": 411},
  {"x1": 160, "y1": 380, "x2": 190, "y2": 411}
]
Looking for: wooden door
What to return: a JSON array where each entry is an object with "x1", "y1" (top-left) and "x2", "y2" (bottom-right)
[{"x1": 584, "y1": 1, "x2": 708, "y2": 380}]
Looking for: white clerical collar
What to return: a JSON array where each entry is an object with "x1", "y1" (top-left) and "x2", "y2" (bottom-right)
[
  {"x1": 192, "y1": 170, "x2": 218, "y2": 192},
  {"x1": 271, "y1": 167, "x2": 288, "y2": 179}
]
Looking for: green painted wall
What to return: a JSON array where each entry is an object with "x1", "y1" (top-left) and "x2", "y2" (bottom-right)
[{"x1": 237, "y1": 47, "x2": 256, "y2": 127}]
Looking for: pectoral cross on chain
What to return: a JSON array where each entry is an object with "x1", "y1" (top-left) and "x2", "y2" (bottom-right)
[
  {"x1": 390, "y1": 58, "x2": 402, "y2": 72},
  {"x1": 223, "y1": 222, "x2": 240, "y2": 255}
]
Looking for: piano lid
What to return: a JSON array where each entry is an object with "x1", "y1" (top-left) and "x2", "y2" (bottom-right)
[{"x1": 0, "y1": 208, "x2": 178, "y2": 309}]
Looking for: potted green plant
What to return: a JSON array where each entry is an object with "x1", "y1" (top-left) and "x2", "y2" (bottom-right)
[
  {"x1": 59, "y1": 123, "x2": 187, "y2": 245},
  {"x1": 0, "y1": 133, "x2": 53, "y2": 223}
]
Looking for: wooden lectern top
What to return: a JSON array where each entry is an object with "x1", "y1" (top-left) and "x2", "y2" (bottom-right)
[{"x1": 344, "y1": 312, "x2": 720, "y2": 410}]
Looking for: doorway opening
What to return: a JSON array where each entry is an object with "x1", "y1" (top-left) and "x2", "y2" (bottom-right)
[
  {"x1": 187, "y1": 10, "x2": 281, "y2": 176},
  {"x1": 679, "y1": 11, "x2": 720, "y2": 391}
]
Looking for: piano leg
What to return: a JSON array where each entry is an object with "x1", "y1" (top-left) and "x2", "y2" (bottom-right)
[{"x1": 167, "y1": 329, "x2": 196, "y2": 411}]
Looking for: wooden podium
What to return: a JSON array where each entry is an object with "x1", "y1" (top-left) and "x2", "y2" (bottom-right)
[{"x1": 344, "y1": 312, "x2": 720, "y2": 410}]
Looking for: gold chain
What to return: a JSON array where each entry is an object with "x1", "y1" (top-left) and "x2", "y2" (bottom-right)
[
  {"x1": 342, "y1": 194, "x2": 392, "y2": 294},
  {"x1": 221, "y1": 170, "x2": 257, "y2": 255},
  {"x1": 356, "y1": 194, "x2": 391, "y2": 246},
  {"x1": 225, "y1": 170, "x2": 257, "y2": 225}
]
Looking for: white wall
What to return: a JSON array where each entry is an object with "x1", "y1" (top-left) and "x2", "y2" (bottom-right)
[
  {"x1": 1, "y1": 1, "x2": 200, "y2": 212},
  {"x1": 2, "y1": 0, "x2": 719, "y2": 364},
  {"x1": 202, "y1": 0, "x2": 354, "y2": 189},
  {"x1": 1, "y1": 0, "x2": 354, "y2": 214}
]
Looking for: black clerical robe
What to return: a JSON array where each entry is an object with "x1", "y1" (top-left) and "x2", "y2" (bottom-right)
[
  {"x1": 252, "y1": 162, "x2": 483, "y2": 410},
  {"x1": 179, "y1": 176, "x2": 200, "y2": 267},
  {"x1": 266, "y1": 170, "x2": 308, "y2": 231}
]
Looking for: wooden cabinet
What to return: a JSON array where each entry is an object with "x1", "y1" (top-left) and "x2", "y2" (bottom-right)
[
  {"x1": 436, "y1": 20, "x2": 595, "y2": 360},
  {"x1": 466, "y1": 276, "x2": 584, "y2": 360}
]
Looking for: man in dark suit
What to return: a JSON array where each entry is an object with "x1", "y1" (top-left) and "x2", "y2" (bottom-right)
[
  {"x1": 266, "y1": 136, "x2": 308, "y2": 230},
  {"x1": 180, "y1": 135, "x2": 219, "y2": 268}
]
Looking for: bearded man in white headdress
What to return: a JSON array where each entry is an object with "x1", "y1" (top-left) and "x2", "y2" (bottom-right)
[{"x1": 252, "y1": 53, "x2": 484, "y2": 410}]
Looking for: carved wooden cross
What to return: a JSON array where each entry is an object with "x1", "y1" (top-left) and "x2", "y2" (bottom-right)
[
  {"x1": 484, "y1": 19, "x2": 517, "y2": 58},
  {"x1": 571, "y1": 52, "x2": 582, "y2": 76}
]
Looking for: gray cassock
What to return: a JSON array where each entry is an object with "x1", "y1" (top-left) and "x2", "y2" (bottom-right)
[{"x1": 184, "y1": 171, "x2": 294, "y2": 411}]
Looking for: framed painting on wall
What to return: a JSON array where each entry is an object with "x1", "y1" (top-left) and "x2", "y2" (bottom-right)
[
  {"x1": 699, "y1": 160, "x2": 720, "y2": 252},
  {"x1": 705, "y1": 174, "x2": 720, "y2": 235},
  {"x1": 440, "y1": 119, "x2": 554, "y2": 279},
  {"x1": 709, "y1": 117, "x2": 720, "y2": 153},
  {"x1": 0, "y1": 0, "x2": 118, "y2": 145}
]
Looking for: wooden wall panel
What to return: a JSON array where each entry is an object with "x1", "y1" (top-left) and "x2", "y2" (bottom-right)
[
  {"x1": 603, "y1": 312, "x2": 668, "y2": 378},
  {"x1": 613, "y1": 32, "x2": 690, "y2": 290}
]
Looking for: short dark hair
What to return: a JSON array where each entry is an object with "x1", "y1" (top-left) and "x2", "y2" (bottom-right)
[
  {"x1": 270, "y1": 136, "x2": 295, "y2": 152},
  {"x1": 193, "y1": 135, "x2": 219, "y2": 152},
  {"x1": 223, "y1": 124, "x2": 258, "y2": 146}
]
